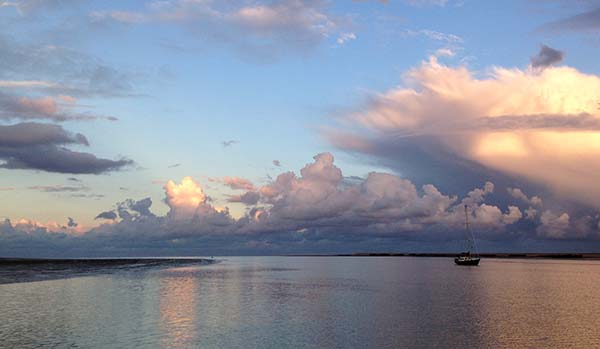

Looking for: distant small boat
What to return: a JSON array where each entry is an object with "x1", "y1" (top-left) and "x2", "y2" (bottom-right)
[{"x1": 455, "y1": 205, "x2": 480, "y2": 266}]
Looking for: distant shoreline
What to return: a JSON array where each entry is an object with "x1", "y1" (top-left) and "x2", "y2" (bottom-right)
[
  {"x1": 287, "y1": 253, "x2": 600, "y2": 260},
  {"x1": 0, "y1": 257, "x2": 215, "y2": 265},
  {"x1": 3, "y1": 254, "x2": 600, "y2": 261}
]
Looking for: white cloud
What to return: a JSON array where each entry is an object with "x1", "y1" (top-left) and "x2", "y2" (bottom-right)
[
  {"x1": 222, "y1": 177, "x2": 255, "y2": 191},
  {"x1": 508, "y1": 187, "x2": 543, "y2": 207},
  {"x1": 91, "y1": 0, "x2": 348, "y2": 59},
  {"x1": 0, "y1": 80, "x2": 59, "y2": 88},
  {"x1": 405, "y1": 0, "x2": 450, "y2": 6},
  {"x1": 402, "y1": 29, "x2": 463, "y2": 44},
  {"x1": 331, "y1": 56, "x2": 600, "y2": 208},
  {"x1": 164, "y1": 176, "x2": 208, "y2": 219},
  {"x1": 434, "y1": 47, "x2": 455, "y2": 57},
  {"x1": 337, "y1": 32, "x2": 356, "y2": 45},
  {"x1": 538, "y1": 210, "x2": 570, "y2": 239}
]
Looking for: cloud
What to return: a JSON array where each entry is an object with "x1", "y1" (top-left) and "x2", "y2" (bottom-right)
[
  {"x1": 67, "y1": 217, "x2": 77, "y2": 227},
  {"x1": 538, "y1": 210, "x2": 571, "y2": 239},
  {"x1": 3, "y1": 152, "x2": 600, "y2": 256},
  {"x1": 404, "y1": 0, "x2": 450, "y2": 6},
  {"x1": 531, "y1": 45, "x2": 565, "y2": 69},
  {"x1": 0, "y1": 34, "x2": 134, "y2": 131},
  {"x1": 70, "y1": 193, "x2": 104, "y2": 199},
  {"x1": 118, "y1": 198, "x2": 155, "y2": 219},
  {"x1": 248, "y1": 153, "x2": 519, "y2": 235},
  {"x1": 222, "y1": 176, "x2": 255, "y2": 191},
  {"x1": 461, "y1": 181, "x2": 494, "y2": 206},
  {"x1": 0, "y1": 147, "x2": 133, "y2": 174},
  {"x1": 0, "y1": 122, "x2": 88, "y2": 147},
  {"x1": 507, "y1": 187, "x2": 543, "y2": 207},
  {"x1": 328, "y1": 55, "x2": 600, "y2": 209},
  {"x1": 90, "y1": 0, "x2": 348, "y2": 60},
  {"x1": 353, "y1": 0, "x2": 451, "y2": 5},
  {"x1": 541, "y1": 7, "x2": 600, "y2": 33},
  {"x1": 0, "y1": 122, "x2": 133, "y2": 174},
  {"x1": 434, "y1": 47, "x2": 455, "y2": 57},
  {"x1": 336, "y1": 32, "x2": 356, "y2": 45},
  {"x1": 473, "y1": 204, "x2": 522, "y2": 227},
  {"x1": 222, "y1": 140, "x2": 239, "y2": 147},
  {"x1": 0, "y1": 0, "x2": 80, "y2": 14},
  {"x1": 28, "y1": 185, "x2": 89, "y2": 192},
  {"x1": 95, "y1": 210, "x2": 117, "y2": 220},
  {"x1": 94, "y1": 198, "x2": 156, "y2": 223},
  {"x1": 401, "y1": 29, "x2": 463, "y2": 44},
  {"x1": 0, "y1": 80, "x2": 58, "y2": 88},
  {"x1": 3, "y1": 216, "x2": 86, "y2": 237},
  {"x1": 0, "y1": 33, "x2": 136, "y2": 98},
  {"x1": 0, "y1": 92, "x2": 116, "y2": 122},
  {"x1": 228, "y1": 191, "x2": 260, "y2": 205},
  {"x1": 117, "y1": 153, "x2": 521, "y2": 238},
  {"x1": 164, "y1": 176, "x2": 208, "y2": 219}
]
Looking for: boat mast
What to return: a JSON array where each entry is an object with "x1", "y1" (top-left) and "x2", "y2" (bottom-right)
[
  {"x1": 464, "y1": 205, "x2": 473, "y2": 255},
  {"x1": 464, "y1": 205, "x2": 478, "y2": 256}
]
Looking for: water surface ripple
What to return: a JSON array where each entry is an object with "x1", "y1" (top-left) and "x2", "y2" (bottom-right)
[{"x1": 1, "y1": 257, "x2": 599, "y2": 348}]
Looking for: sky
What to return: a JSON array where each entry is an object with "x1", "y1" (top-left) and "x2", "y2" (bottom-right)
[{"x1": 1, "y1": 0, "x2": 600, "y2": 256}]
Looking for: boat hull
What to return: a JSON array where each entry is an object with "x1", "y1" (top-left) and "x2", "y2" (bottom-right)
[{"x1": 454, "y1": 257, "x2": 480, "y2": 266}]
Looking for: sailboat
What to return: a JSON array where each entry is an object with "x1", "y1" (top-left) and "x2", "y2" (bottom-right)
[{"x1": 454, "y1": 205, "x2": 481, "y2": 266}]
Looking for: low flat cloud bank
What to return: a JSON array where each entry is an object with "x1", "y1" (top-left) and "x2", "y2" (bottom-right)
[{"x1": 3, "y1": 153, "x2": 600, "y2": 257}]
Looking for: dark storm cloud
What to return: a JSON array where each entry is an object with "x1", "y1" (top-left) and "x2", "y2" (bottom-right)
[
  {"x1": 0, "y1": 122, "x2": 133, "y2": 174},
  {"x1": 531, "y1": 45, "x2": 565, "y2": 68}
]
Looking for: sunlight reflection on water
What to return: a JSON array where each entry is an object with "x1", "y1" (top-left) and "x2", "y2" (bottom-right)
[{"x1": 1, "y1": 257, "x2": 600, "y2": 348}]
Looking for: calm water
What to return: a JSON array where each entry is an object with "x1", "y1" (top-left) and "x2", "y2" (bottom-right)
[{"x1": 2, "y1": 257, "x2": 600, "y2": 348}]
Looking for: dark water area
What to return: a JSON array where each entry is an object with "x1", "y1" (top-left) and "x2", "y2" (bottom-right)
[
  {"x1": 0, "y1": 258, "x2": 216, "y2": 285},
  {"x1": 1, "y1": 257, "x2": 600, "y2": 348}
]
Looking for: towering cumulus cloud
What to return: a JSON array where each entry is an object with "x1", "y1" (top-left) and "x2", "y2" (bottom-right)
[
  {"x1": 329, "y1": 56, "x2": 600, "y2": 208},
  {"x1": 164, "y1": 176, "x2": 207, "y2": 218}
]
